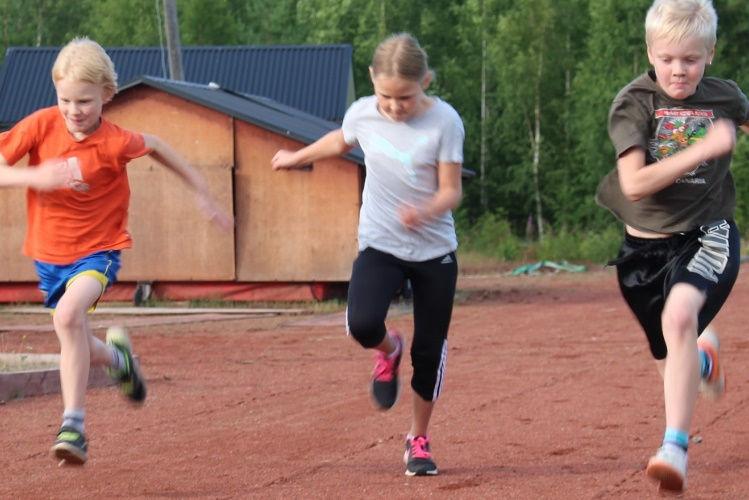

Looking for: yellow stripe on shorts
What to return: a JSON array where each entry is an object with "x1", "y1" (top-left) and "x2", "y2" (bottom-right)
[
  {"x1": 65, "y1": 270, "x2": 110, "y2": 312},
  {"x1": 66, "y1": 270, "x2": 110, "y2": 290}
]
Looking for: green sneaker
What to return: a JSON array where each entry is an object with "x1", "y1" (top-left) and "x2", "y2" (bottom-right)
[
  {"x1": 51, "y1": 426, "x2": 88, "y2": 465},
  {"x1": 106, "y1": 326, "x2": 147, "y2": 403}
]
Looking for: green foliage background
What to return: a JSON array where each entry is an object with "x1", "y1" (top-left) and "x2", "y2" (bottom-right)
[{"x1": 2, "y1": 0, "x2": 748, "y2": 263}]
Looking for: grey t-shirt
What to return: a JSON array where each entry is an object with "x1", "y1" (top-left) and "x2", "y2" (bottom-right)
[
  {"x1": 342, "y1": 95, "x2": 464, "y2": 261},
  {"x1": 596, "y1": 71, "x2": 749, "y2": 233}
]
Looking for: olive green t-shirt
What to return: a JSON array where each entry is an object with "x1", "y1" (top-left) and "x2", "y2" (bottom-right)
[{"x1": 596, "y1": 71, "x2": 749, "y2": 233}]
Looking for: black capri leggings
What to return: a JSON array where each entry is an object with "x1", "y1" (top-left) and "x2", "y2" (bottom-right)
[{"x1": 346, "y1": 247, "x2": 458, "y2": 402}]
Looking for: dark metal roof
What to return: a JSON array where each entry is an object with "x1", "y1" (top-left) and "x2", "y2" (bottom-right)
[
  {"x1": 123, "y1": 78, "x2": 477, "y2": 178},
  {"x1": 0, "y1": 44, "x2": 354, "y2": 129},
  {"x1": 120, "y1": 76, "x2": 364, "y2": 165}
]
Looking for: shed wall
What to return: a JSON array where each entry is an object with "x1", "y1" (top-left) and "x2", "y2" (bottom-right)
[
  {"x1": 234, "y1": 122, "x2": 360, "y2": 281},
  {"x1": 103, "y1": 88, "x2": 236, "y2": 280},
  {"x1": 0, "y1": 184, "x2": 35, "y2": 281}
]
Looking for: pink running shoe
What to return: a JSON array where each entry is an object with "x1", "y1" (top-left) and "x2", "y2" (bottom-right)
[
  {"x1": 404, "y1": 435, "x2": 438, "y2": 476},
  {"x1": 371, "y1": 331, "x2": 403, "y2": 410}
]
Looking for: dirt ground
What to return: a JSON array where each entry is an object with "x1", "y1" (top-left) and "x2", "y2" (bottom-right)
[{"x1": 1, "y1": 266, "x2": 748, "y2": 499}]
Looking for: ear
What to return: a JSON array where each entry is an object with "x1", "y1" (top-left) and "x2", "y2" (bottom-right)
[
  {"x1": 421, "y1": 71, "x2": 433, "y2": 90},
  {"x1": 368, "y1": 66, "x2": 376, "y2": 82},
  {"x1": 646, "y1": 44, "x2": 655, "y2": 65},
  {"x1": 101, "y1": 83, "x2": 118, "y2": 103},
  {"x1": 707, "y1": 46, "x2": 715, "y2": 65}
]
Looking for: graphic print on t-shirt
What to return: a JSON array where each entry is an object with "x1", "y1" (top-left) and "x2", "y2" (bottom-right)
[
  {"x1": 370, "y1": 132, "x2": 429, "y2": 184},
  {"x1": 65, "y1": 157, "x2": 89, "y2": 192},
  {"x1": 650, "y1": 108, "x2": 714, "y2": 184}
]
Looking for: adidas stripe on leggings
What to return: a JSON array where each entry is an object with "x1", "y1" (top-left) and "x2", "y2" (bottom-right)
[{"x1": 346, "y1": 247, "x2": 458, "y2": 402}]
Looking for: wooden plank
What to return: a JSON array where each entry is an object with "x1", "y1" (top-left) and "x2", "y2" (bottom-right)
[
  {"x1": 0, "y1": 184, "x2": 37, "y2": 281},
  {"x1": 1, "y1": 306, "x2": 306, "y2": 315},
  {"x1": 104, "y1": 89, "x2": 236, "y2": 281},
  {"x1": 234, "y1": 122, "x2": 361, "y2": 281}
]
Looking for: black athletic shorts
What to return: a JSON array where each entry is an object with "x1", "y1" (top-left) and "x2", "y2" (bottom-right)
[{"x1": 612, "y1": 219, "x2": 740, "y2": 359}]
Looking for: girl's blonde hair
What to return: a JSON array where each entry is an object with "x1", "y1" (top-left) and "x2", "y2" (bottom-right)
[
  {"x1": 370, "y1": 33, "x2": 432, "y2": 82},
  {"x1": 51, "y1": 37, "x2": 118, "y2": 100},
  {"x1": 645, "y1": 0, "x2": 717, "y2": 50}
]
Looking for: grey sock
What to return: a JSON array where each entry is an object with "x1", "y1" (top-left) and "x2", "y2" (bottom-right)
[
  {"x1": 110, "y1": 346, "x2": 126, "y2": 373},
  {"x1": 62, "y1": 409, "x2": 85, "y2": 433}
]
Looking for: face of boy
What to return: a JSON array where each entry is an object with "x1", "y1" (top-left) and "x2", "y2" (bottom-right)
[
  {"x1": 54, "y1": 77, "x2": 107, "y2": 138},
  {"x1": 647, "y1": 36, "x2": 713, "y2": 101},
  {"x1": 370, "y1": 72, "x2": 430, "y2": 122}
]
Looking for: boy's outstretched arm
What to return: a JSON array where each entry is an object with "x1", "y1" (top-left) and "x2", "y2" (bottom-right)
[
  {"x1": 271, "y1": 130, "x2": 353, "y2": 170},
  {"x1": 0, "y1": 153, "x2": 73, "y2": 191},
  {"x1": 618, "y1": 119, "x2": 736, "y2": 201},
  {"x1": 143, "y1": 134, "x2": 233, "y2": 231}
]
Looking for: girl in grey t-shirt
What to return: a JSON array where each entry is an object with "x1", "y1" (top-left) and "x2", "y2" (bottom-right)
[{"x1": 272, "y1": 33, "x2": 464, "y2": 477}]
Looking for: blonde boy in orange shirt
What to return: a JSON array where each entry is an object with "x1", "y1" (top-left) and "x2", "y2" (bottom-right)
[{"x1": 0, "y1": 37, "x2": 232, "y2": 465}]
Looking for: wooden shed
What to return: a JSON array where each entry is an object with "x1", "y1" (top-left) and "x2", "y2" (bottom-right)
[{"x1": 0, "y1": 77, "x2": 364, "y2": 302}]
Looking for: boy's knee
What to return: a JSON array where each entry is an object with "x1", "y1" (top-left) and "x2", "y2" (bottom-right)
[
  {"x1": 52, "y1": 306, "x2": 84, "y2": 334},
  {"x1": 661, "y1": 307, "x2": 698, "y2": 341}
]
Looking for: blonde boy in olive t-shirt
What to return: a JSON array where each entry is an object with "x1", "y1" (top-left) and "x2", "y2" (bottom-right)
[{"x1": 596, "y1": 0, "x2": 749, "y2": 494}]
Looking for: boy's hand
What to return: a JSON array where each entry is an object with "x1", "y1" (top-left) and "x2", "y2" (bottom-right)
[
  {"x1": 271, "y1": 150, "x2": 299, "y2": 170},
  {"x1": 698, "y1": 119, "x2": 736, "y2": 161},
  {"x1": 30, "y1": 158, "x2": 73, "y2": 191},
  {"x1": 196, "y1": 193, "x2": 234, "y2": 231},
  {"x1": 64, "y1": 157, "x2": 89, "y2": 192}
]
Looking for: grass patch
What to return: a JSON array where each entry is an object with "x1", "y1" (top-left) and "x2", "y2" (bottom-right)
[{"x1": 457, "y1": 214, "x2": 624, "y2": 268}]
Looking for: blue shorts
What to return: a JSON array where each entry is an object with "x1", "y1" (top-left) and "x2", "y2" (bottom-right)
[{"x1": 34, "y1": 251, "x2": 122, "y2": 309}]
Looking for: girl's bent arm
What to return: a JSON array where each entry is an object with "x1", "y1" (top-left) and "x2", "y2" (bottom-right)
[
  {"x1": 272, "y1": 130, "x2": 353, "y2": 170},
  {"x1": 400, "y1": 161, "x2": 462, "y2": 230},
  {"x1": 618, "y1": 119, "x2": 736, "y2": 201}
]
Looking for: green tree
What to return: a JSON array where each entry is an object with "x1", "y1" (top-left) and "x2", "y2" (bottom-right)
[
  {"x1": 488, "y1": 0, "x2": 577, "y2": 239},
  {"x1": 430, "y1": 0, "x2": 508, "y2": 222},
  {"x1": 568, "y1": 0, "x2": 650, "y2": 231},
  {"x1": 230, "y1": 0, "x2": 305, "y2": 45},
  {"x1": 0, "y1": 0, "x2": 89, "y2": 64},
  {"x1": 81, "y1": 0, "x2": 161, "y2": 46}
]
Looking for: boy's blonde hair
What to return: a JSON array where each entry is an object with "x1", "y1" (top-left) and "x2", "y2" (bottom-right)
[
  {"x1": 370, "y1": 33, "x2": 432, "y2": 82},
  {"x1": 645, "y1": 0, "x2": 717, "y2": 50},
  {"x1": 51, "y1": 37, "x2": 118, "y2": 100}
]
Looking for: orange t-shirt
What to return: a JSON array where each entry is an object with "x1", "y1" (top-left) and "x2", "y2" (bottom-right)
[{"x1": 0, "y1": 106, "x2": 151, "y2": 264}]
